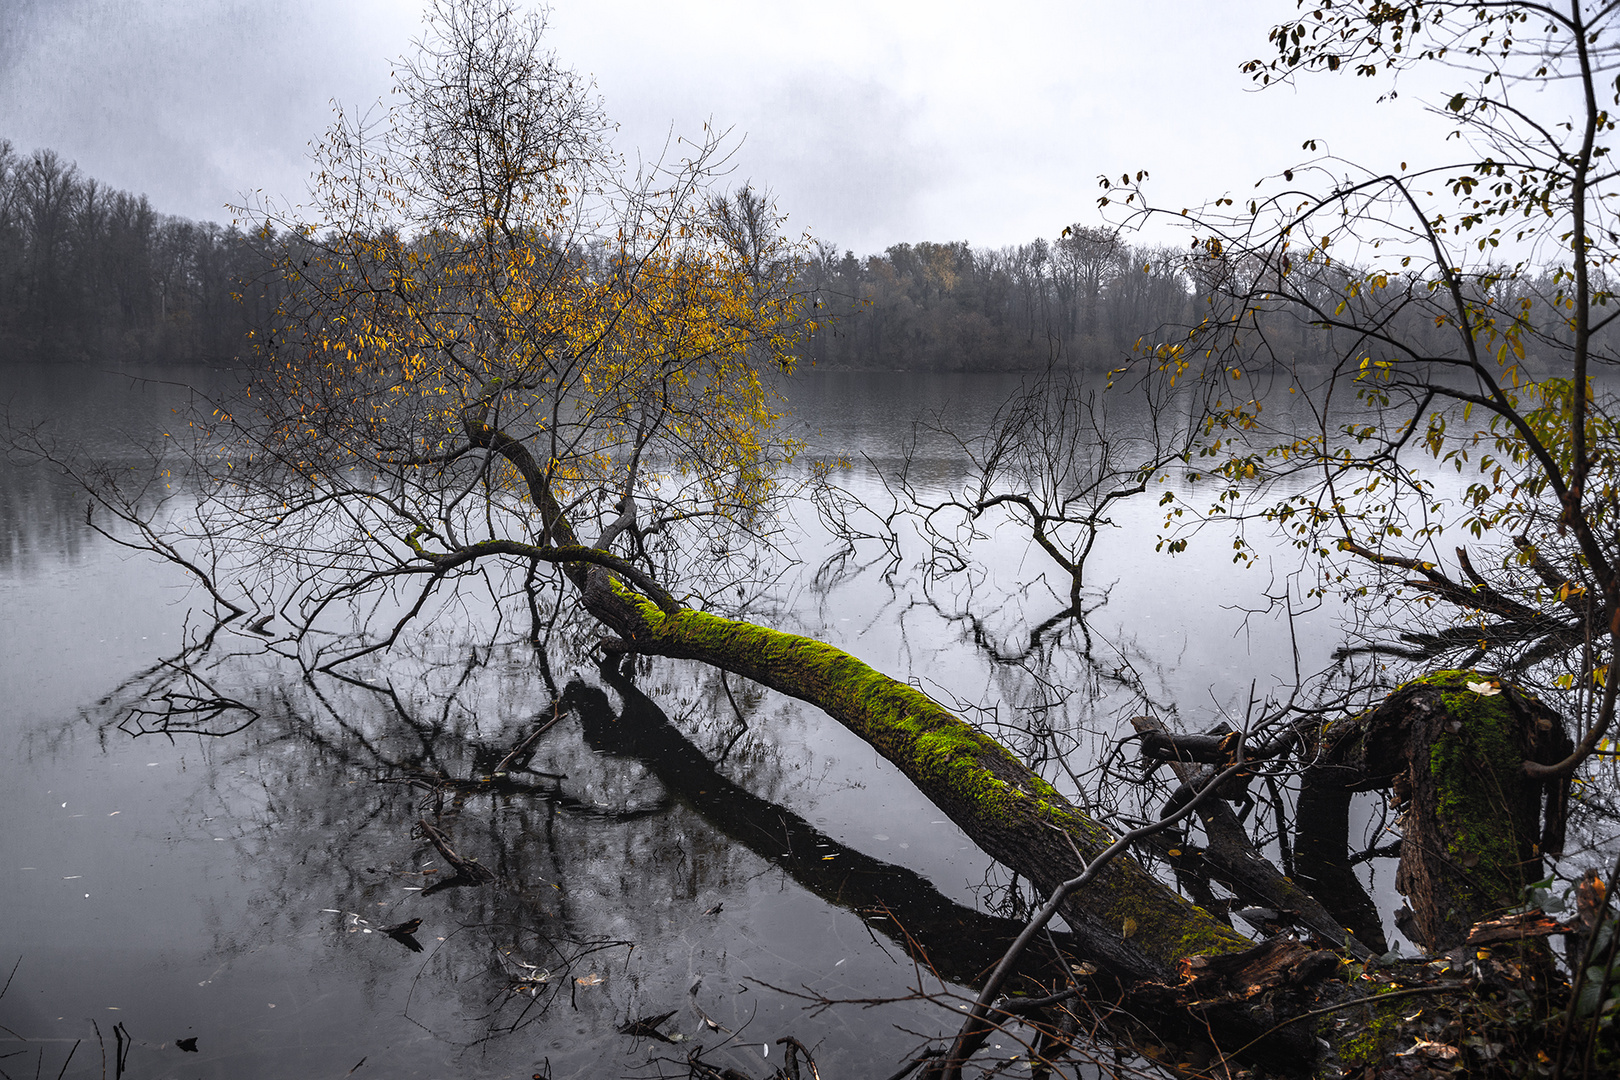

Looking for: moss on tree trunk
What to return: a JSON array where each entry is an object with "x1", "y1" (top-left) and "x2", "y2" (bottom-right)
[
  {"x1": 585, "y1": 575, "x2": 1249, "y2": 983},
  {"x1": 576, "y1": 569, "x2": 1578, "y2": 1074}
]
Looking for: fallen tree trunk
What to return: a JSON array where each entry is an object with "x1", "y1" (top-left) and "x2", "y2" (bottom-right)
[
  {"x1": 584, "y1": 572, "x2": 1252, "y2": 987},
  {"x1": 485, "y1": 512, "x2": 1575, "y2": 1076},
  {"x1": 575, "y1": 574, "x2": 1373, "y2": 1071},
  {"x1": 464, "y1": 386, "x2": 1259, "y2": 992}
]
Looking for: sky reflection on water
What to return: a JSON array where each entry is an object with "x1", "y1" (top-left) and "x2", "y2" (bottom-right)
[{"x1": 0, "y1": 364, "x2": 1355, "y2": 1078}]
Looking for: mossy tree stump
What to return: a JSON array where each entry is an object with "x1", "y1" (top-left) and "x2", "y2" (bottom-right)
[{"x1": 1302, "y1": 670, "x2": 1572, "y2": 953}]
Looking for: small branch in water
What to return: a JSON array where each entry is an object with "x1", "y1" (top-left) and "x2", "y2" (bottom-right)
[
  {"x1": 1347, "y1": 840, "x2": 1403, "y2": 866},
  {"x1": 0, "y1": 955, "x2": 18, "y2": 1002},
  {"x1": 119, "y1": 660, "x2": 260, "y2": 737},
  {"x1": 716, "y1": 670, "x2": 750, "y2": 763},
  {"x1": 777, "y1": 1035, "x2": 822, "y2": 1080},
  {"x1": 880, "y1": 1050, "x2": 943, "y2": 1080},
  {"x1": 413, "y1": 819, "x2": 494, "y2": 883},
  {"x1": 492, "y1": 699, "x2": 565, "y2": 777},
  {"x1": 53, "y1": 1038, "x2": 80, "y2": 1080}
]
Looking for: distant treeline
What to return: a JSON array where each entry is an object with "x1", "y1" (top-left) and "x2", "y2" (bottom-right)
[
  {"x1": 0, "y1": 143, "x2": 1597, "y2": 376},
  {"x1": 799, "y1": 228, "x2": 1195, "y2": 371},
  {"x1": 0, "y1": 142, "x2": 270, "y2": 365},
  {"x1": 797, "y1": 228, "x2": 1600, "y2": 377}
]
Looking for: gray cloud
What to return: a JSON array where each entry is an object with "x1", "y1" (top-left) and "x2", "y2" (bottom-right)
[
  {"x1": 720, "y1": 75, "x2": 944, "y2": 255},
  {"x1": 0, "y1": 0, "x2": 412, "y2": 221},
  {"x1": 0, "y1": 0, "x2": 1468, "y2": 251}
]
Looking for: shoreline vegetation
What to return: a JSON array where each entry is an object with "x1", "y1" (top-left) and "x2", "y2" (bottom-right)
[{"x1": 4, "y1": 140, "x2": 1600, "y2": 379}]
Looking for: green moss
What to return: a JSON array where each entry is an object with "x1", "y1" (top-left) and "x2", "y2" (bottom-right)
[
  {"x1": 1404, "y1": 670, "x2": 1530, "y2": 905},
  {"x1": 644, "y1": 604, "x2": 1057, "y2": 824},
  {"x1": 1101, "y1": 881, "x2": 1253, "y2": 959},
  {"x1": 1024, "y1": 774, "x2": 1062, "y2": 802},
  {"x1": 1334, "y1": 989, "x2": 1406, "y2": 1068},
  {"x1": 609, "y1": 585, "x2": 1251, "y2": 965}
]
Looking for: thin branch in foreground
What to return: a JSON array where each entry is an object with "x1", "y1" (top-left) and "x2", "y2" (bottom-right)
[{"x1": 931, "y1": 753, "x2": 1269, "y2": 1080}]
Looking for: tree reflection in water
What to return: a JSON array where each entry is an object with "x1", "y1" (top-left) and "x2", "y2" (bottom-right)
[
  {"x1": 3, "y1": 367, "x2": 1186, "y2": 1078},
  {"x1": 73, "y1": 624, "x2": 1083, "y2": 1077}
]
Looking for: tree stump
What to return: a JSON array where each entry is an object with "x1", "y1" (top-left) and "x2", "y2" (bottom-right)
[{"x1": 1302, "y1": 670, "x2": 1571, "y2": 953}]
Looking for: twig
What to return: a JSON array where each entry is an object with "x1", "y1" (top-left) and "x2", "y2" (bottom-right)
[
  {"x1": 52, "y1": 1041, "x2": 78, "y2": 1080},
  {"x1": 777, "y1": 1036, "x2": 821, "y2": 1080},
  {"x1": 414, "y1": 819, "x2": 494, "y2": 883},
  {"x1": 492, "y1": 699, "x2": 564, "y2": 775},
  {"x1": 716, "y1": 670, "x2": 751, "y2": 762}
]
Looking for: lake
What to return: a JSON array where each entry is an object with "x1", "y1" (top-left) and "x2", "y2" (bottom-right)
[{"x1": 0, "y1": 364, "x2": 1359, "y2": 1079}]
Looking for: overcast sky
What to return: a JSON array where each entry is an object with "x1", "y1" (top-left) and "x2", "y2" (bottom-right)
[{"x1": 1, "y1": 0, "x2": 1472, "y2": 255}]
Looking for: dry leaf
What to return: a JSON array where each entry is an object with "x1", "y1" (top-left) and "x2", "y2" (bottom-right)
[
  {"x1": 1400, "y1": 1039, "x2": 1460, "y2": 1060},
  {"x1": 1576, "y1": 869, "x2": 1608, "y2": 928}
]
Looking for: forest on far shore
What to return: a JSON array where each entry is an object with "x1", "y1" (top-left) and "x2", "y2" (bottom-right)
[
  {"x1": 0, "y1": 140, "x2": 1222, "y2": 372},
  {"x1": 0, "y1": 140, "x2": 1590, "y2": 376},
  {"x1": 0, "y1": 143, "x2": 277, "y2": 366}
]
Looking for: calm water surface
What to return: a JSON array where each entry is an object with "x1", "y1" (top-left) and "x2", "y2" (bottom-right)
[{"x1": 0, "y1": 365, "x2": 1347, "y2": 1078}]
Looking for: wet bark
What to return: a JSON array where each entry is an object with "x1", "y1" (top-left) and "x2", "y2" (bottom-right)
[
  {"x1": 1132, "y1": 716, "x2": 1381, "y2": 957},
  {"x1": 1301, "y1": 671, "x2": 1573, "y2": 953}
]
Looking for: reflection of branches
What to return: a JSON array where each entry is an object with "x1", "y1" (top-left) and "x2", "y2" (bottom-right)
[
  {"x1": 912, "y1": 569, "x2": 1098, "y2": 667},
  {"x1": 584, "y1": 667, "x2": 1059, "y2": 985},
  {"x1": 119, "y1": 658, "x2": 261, "y2": 737},
  {"x1": 8, "y1": 420, "x2": 249, "y2": 620},
  {"x1": 809, "y1": 453, "x2": 906, "y2": 584},
  {"x1": 900, "y1": 365, "x2": 1200, "y2": 609},
  {"x1": 84, "y1": 611, "x2": 269, "y2": 738},
  {"x1": 77, "y1": 604, "x2": 1089, "y2": 1065}
]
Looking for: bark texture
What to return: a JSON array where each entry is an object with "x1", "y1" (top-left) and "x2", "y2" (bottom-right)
[
  {"x1": 1133, "y1": 715, "x2": 1380, "y2": 958},
  {"x1": 1302, "y1": 670, "x2": 1573, "y2": 953}
]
